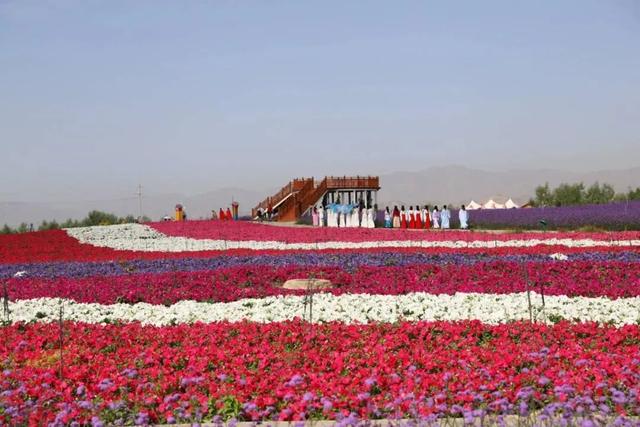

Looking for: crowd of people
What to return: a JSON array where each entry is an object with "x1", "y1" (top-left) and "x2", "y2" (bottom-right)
[
  {"x1": 309, "y1": 203, "x2": 469, "y2": 229},
  {"x1": 382, "y1": 205, "x2": 468, "y2": 229},
  {"x1": 212, "y1": 207, "x2": 234, "y2": 221}
]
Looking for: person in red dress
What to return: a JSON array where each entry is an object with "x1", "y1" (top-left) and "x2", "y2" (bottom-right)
[
  {"x1": 409, "y1": 206, "x2": 416, "y2": 229},
  {"x1": 400, "y1": 205, "x2": 408, "y2": 229},
  {"x1": 219, "y1": 208, "x2": 226, "y2": 221},
  {"x1": 422, "y1": 205, "x2": 431, "y2": 229},
  {"x1": 415, "y1": 205, "x2": 423, "y2": 229},
  {"x1": 225, "y1": 207, "x2": 233, "y2": 221}
]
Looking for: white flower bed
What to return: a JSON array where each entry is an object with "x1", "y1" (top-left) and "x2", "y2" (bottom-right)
[
  {"x1": 10, "y1": 292, "x2": 640, "y2": 326},
  {"x1": 66, "y1": 224, "x2": 640, "y2": 252}
]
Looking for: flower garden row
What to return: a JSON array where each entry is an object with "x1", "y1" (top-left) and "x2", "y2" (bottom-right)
[
  {"x1": 2, "y1": 221, "x2": 640, "y2": 425},
  {"x1": 2, "y1": 226, "x2": 639, "y2": 264},
  {"x1": 2, "y1": 321, "x2": 640, "y2": 426},
  {"x1": 5, "y1": 261, "x2": 640, "y2": 304},
  {"x1": 69, "y1": 223, "x2": 640, "y2": 253}
]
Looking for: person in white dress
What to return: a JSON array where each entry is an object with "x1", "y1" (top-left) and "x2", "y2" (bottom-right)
[
  {"x1": 441, "y1": 205, "x2": 451, "y2": 229},
  {"x1": 351, "y1": 206, "x2": 360, "y2": 227},
  {"x1": 458, "y1": 205, "x2": 469, "y2": 229},
  {"x1": 365, "y1": 206, "x2": 374, "y2": 228},
  {"x1": 432, "y1": 206, "x2": 440, "y2": 229},
  {"x1": 318, "y1": 205, "x2": 325, "y2": 227}
]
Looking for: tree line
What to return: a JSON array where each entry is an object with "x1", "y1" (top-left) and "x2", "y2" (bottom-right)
[
  {"x1": 533, "y1": 182, "x2": 640, "y2": 207},
  {"x1": 1, "y1": 210, "x2": 151, "y2": 235}
]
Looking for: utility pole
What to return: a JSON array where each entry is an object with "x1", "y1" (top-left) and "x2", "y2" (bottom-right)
[{"x1": 136, "y1": 184, "x2": 143, "y2": 220}]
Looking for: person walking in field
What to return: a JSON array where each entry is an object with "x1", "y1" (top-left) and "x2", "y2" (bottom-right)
[
  {"x1": 459, "y1": 205, "x2": 469, "y2": 229},
  {"x1": 392, "y1": 206, "x2": 401, "y2": 228},
  {"x1": 400, "y1": 206, "x2": 408, "y2": 229},
  {"x1": 409, "y1": 206, "x2": 416, "y2": 229},
  {"x1": 384, "y1": 207, "x2": 392, "y2": 228},
  {"x1": 432, "y1": 206, "x2": 440, "y2": 229},
  {"x1": 415, "y1": 205, "x2": 423, "y2": 229},
  {"x1": 441, "y1": 205, "x2": 451, "y2": 229},
  {"x1": 422, "y1": 205, "x2": 431, "y2": 229}
]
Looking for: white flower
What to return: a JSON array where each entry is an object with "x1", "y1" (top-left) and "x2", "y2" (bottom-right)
[
  {"x1": 65, "y1": 224, "x2": 640, "y2": 253},
  {"x1": 9, "y1": 292, "x2": 640, "y2": 327},
  {"x1": 13, "y1": 271, "x2": 26, "y2": 278},
  {"x1": 549, "y1": 253, "x2": 569, "y2": 261}
]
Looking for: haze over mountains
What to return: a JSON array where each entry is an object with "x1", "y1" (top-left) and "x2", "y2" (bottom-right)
[{"x1": 2, "y1": 166, "x2": 639, "y2": 227}]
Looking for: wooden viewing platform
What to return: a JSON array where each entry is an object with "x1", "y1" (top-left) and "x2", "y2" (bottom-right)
[{"x1": 253, "y1": 176, "x2": 380, "y2": 222}]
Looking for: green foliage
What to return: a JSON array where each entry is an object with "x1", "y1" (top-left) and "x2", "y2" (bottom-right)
[
  {"x1": 534, "y1": 181, "x2": 630, "y2": 207},
  {"x1": 534, "y1": 183, "x2": 554, "y2": 207},
  {"x1": 553, "y1": 182, "x2": 584, "y2": 206},
  {"x1": 584, "y1": 182, "x2": 615, "y2": 204},
  {"x1": 1, "y1": 210, "x2": 145, "y2": 234},
  {"x1": 627, "y1": 187, "x2": 640, "y2": 201}
]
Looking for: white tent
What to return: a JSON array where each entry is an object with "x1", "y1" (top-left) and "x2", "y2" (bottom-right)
[
  {"x1": 483, "y1": 199, "x2": 505, "y2": 209},
  {"x1": 466, "y1": 200, "x2": 482, "y2": 210},
  {"x1": 483, "y1": 199, "x2": 496, "y2": 209},
  {"x1": 505, "y1": 198, "x2": 519, "y2": 209}
]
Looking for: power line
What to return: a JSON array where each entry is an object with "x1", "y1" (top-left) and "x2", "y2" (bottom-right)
[{"x1": 136, "y1": 184, "x2": 143, "y2": 219}]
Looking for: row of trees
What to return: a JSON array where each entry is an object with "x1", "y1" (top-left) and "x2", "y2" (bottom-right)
[
  {"x1": 533, "y1": 182, "x2": 640, "y2": 207},
  {"x1": 1, "y1": 210, "x2": 151, "y2": 235}
]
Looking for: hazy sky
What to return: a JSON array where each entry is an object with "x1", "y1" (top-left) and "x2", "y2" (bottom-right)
[{"x1": 1, "y1": 1, "x2": 639, "y2": 203}]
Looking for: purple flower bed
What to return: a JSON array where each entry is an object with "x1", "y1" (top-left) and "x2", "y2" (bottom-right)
[
  {"x1": 460, "y1": 201, "x2": 640, "y2": 230},
  {"x1": 3, "y1": 251, "x2": 639, "y2": 279}
]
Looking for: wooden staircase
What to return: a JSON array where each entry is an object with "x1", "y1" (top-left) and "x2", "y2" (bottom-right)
[{"x1": 253, "y1": 176, "x2": 380, "y2": 222}]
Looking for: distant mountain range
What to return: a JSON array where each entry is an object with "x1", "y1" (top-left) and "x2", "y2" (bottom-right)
[
  {"x1": 2, "y1": 166, "x2": 639, "y2": 227},
  {"x1": 377, "y1": 165, "x2": 640, "y2": 208}
]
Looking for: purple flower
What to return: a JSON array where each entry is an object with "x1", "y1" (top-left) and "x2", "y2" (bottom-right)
[
  {"x1": 134, "y1": 412, "x2": 149, "y2": 426},
  {"x1": 91, "y1": 417, "x2": 104, "y2": 427},
  {"x1": 77, "y1": 401, "x2": 93, "y2": 410},
  {"x1": 97, "y1": 378, "x2": 114, "y2": 391},
  {"x1": 286, "y1": 374, "x2": 304, "y2": 387},
  {"x1": 357, "y1": 392, "x2": 370, "y2": 401}
]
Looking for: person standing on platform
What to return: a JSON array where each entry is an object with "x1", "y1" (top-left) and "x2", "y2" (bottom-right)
[
  {"x1": 226, "y1": 207, "x2": 232, "y2": 221},
  {"x1": 384, "y1": 207, "x2": 392, "y2": 228},
  {"x1": 351, "y1": 205, "x2": 360, "y2": 227},
  {"x1": 400, "y1": 206, "x2": 408, "y2": 229},
  {"x1": 459, "y1": 205, "x2": 469, "y2": 229},
  {"x1": 373, "y1": 204, "x2": 379, "y2": 227},
  {"x1": 432, "y1": 206, "x2": 440, "y2": 229},
  {"x1": 318, "y1": 205, "x2": 325, "y2": 227},
  {"x1": 312, "y1": 207, "x2": 319, "y2": 227},
  {"x1": 366, "y1": 205, "x2": 375, "y2": 228},
  {"x1": 415, "y1": 205, "x2": 423, "y2": 229},
  {"x1": 219, "y1": 208, "x2": 226, "y2": 221},
  {"x1": 339, "y1": 207, "x2": 347, "y2": 228},
  {"x1": 441, "y1": 205, "x2": 451, "y2": 229},
  {"x1": 392, "y1": 206, "x2": 401, "y2": 228}
]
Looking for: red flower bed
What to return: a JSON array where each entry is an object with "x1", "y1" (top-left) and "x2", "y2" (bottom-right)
[
  {"x1": 149, "y1": 220, "x2": 640, "y2": 243},
  {"x1": 2, "y1": 321, "x2": 639, "y2": 425},
  {"x1": 8, "y1": 261, "x2": 640, "y2": 305},
  {"x1": 2, "y1": 229, "x2": 638, "y2": 265}
]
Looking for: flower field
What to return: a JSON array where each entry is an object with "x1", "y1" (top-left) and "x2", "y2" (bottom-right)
[
  {"x1": 2, "y1": 220, "x2": 640, "y2": 425},
  {"x1": 464, "y1": 200, "x2": 640, "y2": 231}
]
